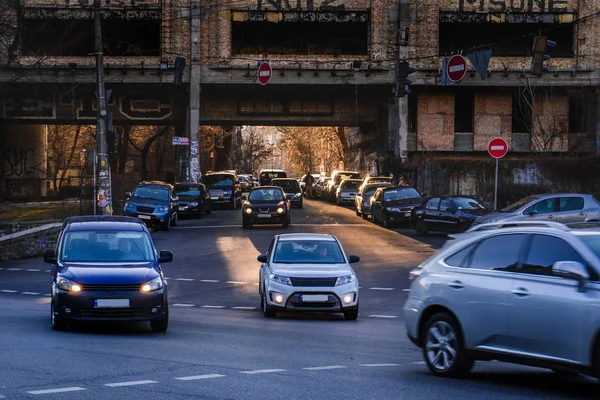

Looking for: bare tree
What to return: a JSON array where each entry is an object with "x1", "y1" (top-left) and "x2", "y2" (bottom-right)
[
  {"x1": 128, "y1": 126, "x2": 172, "y2": 181},
  {"x1": 46, "y1": 125, "x2": 82, "y2": 193},
  {"x1": 240, "y1": 127, "x2": 271, "y2": 175},
  {"x1": 0, "y1": 0, "x2": 19, "y2": 66}
]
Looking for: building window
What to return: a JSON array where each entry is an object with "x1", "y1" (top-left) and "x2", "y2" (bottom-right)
[
  {"x1": 454, "y1": 92, "x2": 473, "y2": 133},
  {"x1": 231, "y1": 10, "x2": 369, "y2": 56},
  {"x1": 568, "y1": 96, "x2": 584, "y2": 133},
  {"x1": 512, "y1": 90, "x2": 532, "y2": 134},
  {"x1": 408, "y1": 93, "x2": 418, "y2": 133}
]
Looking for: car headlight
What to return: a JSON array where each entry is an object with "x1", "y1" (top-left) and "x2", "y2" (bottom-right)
[
  {"x1": 124, "y1": 202, "x2": 135, "y2": 210},
  {"x1": 245, "y1": 207, "x2": 252, "y2": 214},
  {"x1": 293, "y1": 193, "x2": 301, "y2": 198},
  {"x1": 141, "y1": 277, "x2": 163, "y2": 292},
  {"x1": 157, "y1": 206, "x2": 169, "y2": 212},
  {"x1": 189, "y1": 201, "x2": 198, "y2": 207},
  {"x1": 269, "y1": 274, "x2": 292, "y2": 285},
  {"x1": 57, "y1": 276, "x2": 82, "y2": 292},
  {"x1": 387, "y1": 207, "x2": 401, "y2": 212},
  {"x1": 336, "y1": 274, "x2": 356, "y2": 286},
  {"x1": 223, "y1": 189, "x2": 232, "y2": 195}
]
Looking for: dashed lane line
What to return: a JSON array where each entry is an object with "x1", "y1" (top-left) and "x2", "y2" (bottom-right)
[
  {"x1": 0, "y1": 290, "x2": 18, "y2": 293},
  {"x1": 201, "y1": 305, "x2": 225, "y2": 309},
  {"x1": 21, "y1": 292, "x2": 40, "y2": 295},
  {"x1": 412, "y1": 361, "x2": 426, "y2": 365},
  {"x1": 303, "y1": 365, "x2": 347, "y2": 371},
  {"x1": 232, "y1": 307, "x2": 257, "y2": 310},
  {"x1": 368, "y1": 315, "x2": 398, "y2": 319},
  {"x1": 104, "y1": 380, "x2": 158, "y2": 388},
  {"x1": 369, "y1": 287, "x2": 394, "y2": 291},
  {"x1": 175, "y1": 278, "x2": 195, "y2": 281},
  {"x1": 402, "y1": 289, "x2": 411, "y2": 292},
  {"x1": 200, "y1": 279, "x2": 219, "y2": 283},
  {"x1": 172, "y1": 303, "x2": 195, "y2": 307},
  {"x1": 26, "y1": 269, "x2": 42, "y2": 272},
  {"x1": 359, "y1": 364, "x2": 402, "y2": 367},
  {"x1": 226, "y1": 281, "x2": 245, "y2": 284},
  {"x1": 7, "y1": 268, "x2": 22, "y2": 271},
  {"x1": 175, "y1": 374, "x2": 226, "y2": 381},
  {"x1": 241, "y1": 369, "x2": 288, "y2": 375},
  {"x1": 27, "y1": 387, "x2": 86, "y2": 395}
]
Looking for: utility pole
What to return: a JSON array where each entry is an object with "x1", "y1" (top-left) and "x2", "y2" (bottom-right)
[
  {"x1": 189, "y1": 0, "x2": 201, "y2": 182},
  {"x1": 395, "y1": 0, "x2": 410, "y2": 163},
  {"x1": 94, "y1": 0, "x2": 112, "y2": 214}
]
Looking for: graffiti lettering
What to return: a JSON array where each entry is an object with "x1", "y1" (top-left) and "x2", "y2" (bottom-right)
[
  {"x1": 458, "y1": 0, "x2": 568, "y2": 11},
  {"x1": 256, "y1": 0, "x2": 338, "y2": 10},
  {"x1": 120, "y1": 93, "x2": 173, "y2": 120},
  {"x1": 4, "y1": 148, "x2": 35, "y2": 177},
  {"x1": 3, "y1": 95, "x2": 55, "y2": 119}
]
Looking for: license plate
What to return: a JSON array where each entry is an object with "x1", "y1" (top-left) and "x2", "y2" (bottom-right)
[
  {"x1": 179, "y1": 207, "x2": 185, "y2": 211},
  {"x1": 211, "y1": 197, "x2": 219, "y2": 200},
  {"x1": 94, "y1": 299, "x2": 130, "y2": 308},
  {"x1": 257, "y1": 214, "x2": 272, "y2": 218},
  {"x1": 300, "y1": 294, "x2": 328, "y2": 302},
  {"x1": 138, "y1": 215, "x2": 151, "y2": 220},
  {"x1": 405, "y1": 212, "x2": 411, "y2": 217}
]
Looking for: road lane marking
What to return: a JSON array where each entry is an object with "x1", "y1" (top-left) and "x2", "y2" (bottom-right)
[
  {"x1": 0, "y1": 290, "x2": 18, "y2": 293},
  {"x1": 164, "y1": 277, "x2": 171, "y2": 280},
  {"x1": 7, "y1": 268, "x2": 21, "y2": 271},
  {"x1": 359, "y1": 363, "x2": 401, "y2": 367},
  {"x1": 368, "y1": 315, "x2": 397, "y2": 319},
  {"x1": 232, "y1": 307, "x2": 256, "y2": 310},
  {"x1": 402, "y1": 289, "x2": 410, "y2": 292},
  {"x1": 240, "y1": 369, "x2": 287, "y2": 374},
  {"x1": 226, "y1": 281, "x2": 245, "y2": 284},
  {"x1": 412, "y1": 361, "x2": 426, "y2": 365},
  {"x1": 173, "y1": 303, "x2": 195, "y2": 307},
  {"x1": 175, "y1": 278, "x2": 195, "y2": 281},
  {"x1": 0, "y1": 268, "x2": 4, "y2": 270},
  {"x1": 369, "y1": 287, "x2": 394, "y2": 291},
  {"x1": 176, "y1": 374, "x2": 226, "y2": 381},
  {"x1": 105, "y1": 380, "x2": 158, "y2": 387},
  {"x1": 44, "y1": 294, "x2": 51, "y2": 297},
  {"x1": 27, "y1": 387, "x2": 86, "y2": 395},
  {"x1": 21, "y1": 292, "x2": 40, "y2": 295},
  {"x1": 303, "y1": 365, "x2": 347, "y2": 371},
  {"x1": 26, "y1": 269, "x2": 42, "y2": 272},
  {"x1": 201, "y1": 279, "x2": 219, "y2": 283},
  {"x1": 201, "y1": 305, "x2": 225, "y2": 309}
]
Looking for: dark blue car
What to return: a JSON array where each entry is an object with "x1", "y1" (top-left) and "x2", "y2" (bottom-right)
[
  {"x1": 410, "y1": 195, "x2": 492, "y2": 235},
  {"x1": 123, "y1": 181, "x2": 179, "y2": 230},
  {"x1": 44, "y1": 216, "x2": 172, "y2": 332}
]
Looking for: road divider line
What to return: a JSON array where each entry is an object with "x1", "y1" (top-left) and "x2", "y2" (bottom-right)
[
  {"x1": 173, "y1": 303, "x2": 195, "y2": 307},
  {"x1": 0, "y1": 289, "x2": 18, "y2": 293},
  {"x1": 7, "y1": 268, "x2": 22, "y2": 271},
  {"x1": 164, "y1": 277, "x2": 171, "y2": 280},
  {"x1": 201, "y1": 279, "x2": 219, "y2": 283},
  {"x1": 368, "y1": 315, "x2": 397, "y2": 319},
  {"x1": 369, "y1": 287, "x2": 394, "y2": 291},
  {"x1": 27, "y1": 387, "x2": 86, "y2": 395},
  {"x1": 202, "y1": 305, "x2": 225, "y2": 309},
  {"x1": 226, "y1": 281, "x2": 245, "y2": 284},
  {"x1": 359, "y1": 364, "x2": 401, "y2": 367},
  {"x1": 232, "y1": 307, "x2": 256, "y2": 310},
  {"x1": 26, "y1": 269, "x2": 42, "y2": 272},
  {"x1": 175, "y1": 374, "x2": 226, "y2": 381},
  {"x1": 252, "y1": 283, "x2": 260, "y2": 286},
  {"x1": 105, "y1": 380, "x2": 158, "y2": 387},
  {"x1": 412, "y1": 361, "x2": 426, "y2": 365},
  {"x1": 402, "y1": 289, "x2": 411, "y2": 292},
  {"x1": 0, "y1": 267, "x2": 4, "y2": 270},
  {"x1": 303, "y1": 365, "x2": 347, "y2": 371},
  {"x1": 175, "y1": 278, "x2": 195, "y2": 281},
  {"x1": 21, "y1": 292, "x2": 40, "y2": 295},
  {"x1": 240, "y1": 369, "x2": 287, "y2": 375}
]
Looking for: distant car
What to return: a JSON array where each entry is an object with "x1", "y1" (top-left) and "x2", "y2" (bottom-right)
[
  {"x1": 44, "y1": 216, "x2": 172, "y2": 332},
  {"x1": 257, "y1": 233, "x2": 360, "y2": 320},
  {"x1": 123, "y1": 181, "x2": 179, "y2": 231},
  {"x1": 174, "y1": 182, "x2": 212, "y2": 218},
  {"x1": 259, "y1": 169, "x2": 287, "y2": 186},
  {"x1": 203, "y1": 172, "x2": 242, "y2": 209},
  {"x1": 242, "y1": 186, "x2": 291, "y2": 229},
  {"x1": 370, "y1": 186, "x2": 424, "y2": 228},
  {"x1": 335, "y1": 179, "x2": 363, "y2": 206},
  {"x1": 355, "y1": 183, "x2": 393, "y2": 219},
  {"x1": 326, "y1": 171, "x2": 362, "y2": 202},
  {"x1": 313, "y1": 177, "x2": 331, "y2": 199},
  {"x1": 411, "y1": 195, "x2": 492, "y2": 235},
  {"x1": 473, "y1": 193, "x2": 600, "y2": 226},
  {"x1": 359, "y1": 176, "x2": 394, "y2": 193},
  {"x1": 237, "y1": 175, "x2": 253, "y2": 192},
  {"x1": 270, "y1": 178, "x2": 303, "y2": 208}
]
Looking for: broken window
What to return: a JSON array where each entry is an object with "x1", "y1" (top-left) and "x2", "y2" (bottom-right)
[
  {"x1": 568, "y1": 95, "x2": 584, "y2": 133},
  {"x1": 512, "y1": 90, "x2": 532, "y2": 134},
  {"x1": 454, "y1": 92, "x2": 474, "y2": 133},
  {"x1": 22, "y1": 19, "x2": 160, "y2": 57},
  {"x1": 231, "y1": 10, "x2": 369, "y2": 56}
]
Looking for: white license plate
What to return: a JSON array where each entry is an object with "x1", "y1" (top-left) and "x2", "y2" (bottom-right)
[
  {"x1": 138, "y1": 215, "x2": 151, "y2": 220},
  {"x1": 179, "y1": 207, "x2": 185, "y2": 211},
  {"x1": 94, "y1": 299, "x2": 130, "y2": 308},
  {"x1": 301, "y1": 294, "x2": 328, "y2": 302},
  {"x1": 257, "y1": 214, "x2": 272, "y2": 218},
  {"x1": 405, "y1": 212, "x2": 411, "y2": 217}
]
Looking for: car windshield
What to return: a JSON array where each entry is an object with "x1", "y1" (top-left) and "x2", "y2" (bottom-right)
[
  {"x1": 60, "y1": 230, "x2": 155, "y2": 263},
  {"x1": 249, "y1": 188, "x2": 284, "y2": 201},
  {"x1": 452, "y1": 197, "x2": 488, "y2": 210},
  {"x1": 175, "y1": 185, "x2": 200, "y2": 196},
  {"x1": 578, "y1": 233, "x2": 600, "y2": 259},
  {"x1": 383, "y1": 187, "x2": 421, "y2": 202},
  {"x1": 500, "y1": 196, "x2": 538, "y2": 212},
  {"x1": 335, "y1": 173, "x2": 361, "y2": 183},
  {"x1": 364, "y1": 187, "x2": 382, "y2": 196},
  {"x1": 261, "y1": 172, "x2": 286, "y2": 180},
  {"x1": 273, "y1": 240, "x2": 345, "y2": 264},
  {"x1": 272, "y1": 180, "x2": 300, "y2": 192},
  {"x1": 369, "y1": 177, "x2": 393, "y2": 183},
  {"x1": 133, "y1": 186, "x2": 169, "y2": 201},
  {"x1": 341, "y1": 180, "x2": 361, "y2": 189},
  {"x1": 203, "y1": 174, "x2": 234, "y2": 187}
]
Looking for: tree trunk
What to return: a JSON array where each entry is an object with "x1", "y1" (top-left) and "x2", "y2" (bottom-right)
[
  {"x1": 0, "y1": 126, "x2": 5, "y2": 201},
  {"x1": 117, "y1": 126, "x2": 130, "y2": 175},
  {"x1": 58, "y1": 126, "x2": 81, "y2": 193},
  {"x1": 140, "y1": 126, "x2": 169, "y2": 181}
]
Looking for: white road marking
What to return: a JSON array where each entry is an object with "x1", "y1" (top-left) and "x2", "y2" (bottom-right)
[
  {"x1": 226, "y1": 281, "x2": 245, "y2": 284},
  {"x1": 27, "y1": 387, "x2": 86, "y2": 395},
  {"x1": 0, "y1": 267, "x2": 4, "y2": 270},
  {"x1": 21, "y1": 292, "x2": 40, "y2": 295},
  {"x1": 173, "y1": 303, "x2": 195, "y2": 307},
  {"x1": 201, "y1": 279, "x2": 219, "y2": 283},
  {"x1": 175, "y1": 278, "x2": 195, "y2": 281},
  {"x1": 0, "y1": 290, "x2": 18, "y2": 293},
  {"x1": 401, "y1": 289, "x2": 411, "y2": 292},
  {"x1": 369, "y1": 287, "x2": 394, "y2": 291},
  {"x1": 240, "y1": 369, "x2": 287, "y2": 374},
  {"x1": 412, "y1": 361, "x2": 426, "y2": 365},
  {"x1": 368, "y1": 315, "x2": 397, "y2": 319},
  {"x1": 7, "y1": 268, "x2": 21, "y2": 271},
  {"x1": 164, "y1": 277, "x2": 171, "y2": 280},
  {"x1": 105, "y1": 380, "x2": 158, "y2": 387},
  {"x1": 44, "y1": 294, "x2": 51, "y2": 297},
  {"x1": 175, "y1": 374, "x2": 226, "y2": 381},
  {"x1": 303, "y1": 365, "x2": 347, "y2": 371},
  {"x1": 26, "y1": 269, "x2": 42, "y2": 272},
  {"x1": 232, "y1": 307, "x2": 256, "y2": 310},
  {"x1": 359, "y1": 363, "x2": 401, "y2": 367},
  {"x1": 201, "y1": 305, "x2": 225, "y2": 309}
]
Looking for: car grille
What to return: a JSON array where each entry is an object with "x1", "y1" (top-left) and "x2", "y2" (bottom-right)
[
  {"x1": 290, "y1": 302, "x2": 336, "y2": 308},
  {"x1": 399, "y1": 207, "x2": 413, "y2": 212},
  {"x1": 259, "y1": 207, "x2": 273, "y2": 213},
  {"x1": 80, "y1": 284, "x2": 141, "y2": 292},
  {"x1": 290, "y1": 277, "x2": 337, "y2": 287},
  {"x1": 79, "y1": 308, "x2": 150, "y2": 318},
  {"x1": 137, "y1": 206, "x2": 155, "y2": 213},
  {"x1": 179, "y1": 202, "x2": 189, "y2": 207}
]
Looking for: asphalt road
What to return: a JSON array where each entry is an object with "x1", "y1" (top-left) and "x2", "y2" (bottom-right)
[{"x1": 0, "y1": 199, "x2": 596, "y2": 399}]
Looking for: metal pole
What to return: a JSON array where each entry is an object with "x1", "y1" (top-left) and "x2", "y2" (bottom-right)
[
  {"x1": 93, "y1": 151, "x2": 97, "y2": 215},
  {"x1": 494, "y1": 158, "x2": 498, "y2": 211},
  {"x1": 94, "y1": 0, "x2": 112, "y2": 215}
]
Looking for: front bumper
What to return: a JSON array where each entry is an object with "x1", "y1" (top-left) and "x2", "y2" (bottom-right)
[
  {"x1": 123, "y1": 210, "x2": 168, "y2": 225},
  {"x1": 210, "y1": 196, "x2": 233, "y2": 205},
  {"x1": 403, "y1": 297, "x2": 423, "y2": 347},
  {"x1": 385, "y1": 210, "x2": 413, "y2": 222},
  {"x1": 265, "y1": 281, "x2": 359, "y2": 312},
  {"x1": 245, "y1": 213, "x2": 287, "y2": 224},
  {"x1": 337, "y1": 196, "x2": 356, "y2": 204},
  {"x1": 178, "y1": 204, "x2": 202, "y2": 215}
]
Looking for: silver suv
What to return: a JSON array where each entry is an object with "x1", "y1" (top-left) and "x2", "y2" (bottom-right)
[{"x1": 404, "y1": 221, "x2": 600, "y2": 378}]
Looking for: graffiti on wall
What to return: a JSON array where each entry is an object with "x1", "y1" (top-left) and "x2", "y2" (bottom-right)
[
  {"x1": 4, "y1": 148, "x2": 35, "y2": 177},
  {"x1": 3, "y1": 95, "x2": 55, "y2": 119},
  {"x1": 457, "y1": 0, "x2": 569, "y2": 12},
  {"x1": 256, "y1": 0, "x2": 340, "y2": 10},
  {"x1": 513, "y1": 164, "x2": 540, "y2": 185}
]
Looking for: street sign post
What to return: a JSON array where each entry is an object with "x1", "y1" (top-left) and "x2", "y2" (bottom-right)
[
  {"x1": 172, "y1": 136, "x2": 190, "y2": 146},
  {"x1": 447, "y1": 55, "x2": 467, "y2": 83},
  {"x1": 487, "y1": 137, "x2": 508, "y2": 210},
  {"x1": 257, "y1": 61, "x2": 272, "y2": 85}
]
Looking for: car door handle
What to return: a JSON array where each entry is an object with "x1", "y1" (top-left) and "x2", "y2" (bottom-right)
[
  {"x1": 448, "y1": 280, "x2": 464, "y2": 289},
  {"x1": 547, "y1": 215, "x2": 555, "y2": 219},
  {"x1": 511, "y1": 287, "x2": 530, "y2": 297}
]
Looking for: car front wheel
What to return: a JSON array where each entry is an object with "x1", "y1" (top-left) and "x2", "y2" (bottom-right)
[
  {"x1": 150, "y1": 309, "x2": 169, "y2": 333},
  {"x1": 51, "y1": 300, "x2": 67, "y2": 331},
  {"x1": 344, "y1": 303, "x2": 359, "y2": 321},
  {"x1": 262, "y1": 291, "x2": 277, "y2": 318},
  {"x1": 422, "y1": 313, "x2": 473, "y2": 378}
]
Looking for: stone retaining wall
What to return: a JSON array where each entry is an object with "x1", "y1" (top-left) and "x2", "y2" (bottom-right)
[{"x1": 0, "y1": 224, "x2": 61, "y2": 262}]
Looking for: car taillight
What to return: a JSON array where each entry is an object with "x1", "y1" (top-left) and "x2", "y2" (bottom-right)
[{"x1": 408, "y1": 267, "x2": 423, "y2": 282}]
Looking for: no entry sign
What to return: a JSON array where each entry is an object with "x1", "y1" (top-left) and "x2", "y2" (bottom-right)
[
  {"x1": 447, "y1": 55, "x2": 467, "y2": 83},
  {"x1": 257, "y1": 61, "x2": 272, "y2": 85},
  {"x1": 488, "y1": 137, "x2": 508, "y2": 159}
]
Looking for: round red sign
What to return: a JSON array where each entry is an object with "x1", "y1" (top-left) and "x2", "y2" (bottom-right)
[
  {"x1": 257, "y1": 61, "x2": 272, "y2": 85},
  {"x1": 488, "y1": 137, "x2": 508, "y2": 159},
  {"x1": 447, "y1": 55, "x2": 467, "y2": 83}
]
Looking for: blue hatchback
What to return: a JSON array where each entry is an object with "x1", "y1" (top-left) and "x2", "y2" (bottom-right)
[
  {"x1": 44, "y1": 216, "x2": 173, "y2": 332},
  {"x1": 123, "y1": 181, "x2": 179, "y2": 231}
]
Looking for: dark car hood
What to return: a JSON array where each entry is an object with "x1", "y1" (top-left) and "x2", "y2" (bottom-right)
[
  {"x1": 460, "y1": 208, "x2": 492, "y2": 217},
  {"x1": 384, "y1": 198, "x2": 423, "y2": 207},
  {"x1": 58, "y1": 263, "x2": 159, "y2": 284},
  {"x1": 247, "y1": 200, "x2": 285, "y2": 207},
  {"x1": 129, "y1": 196, "x2": 168, "y2": 206},
  {"x1": 206, "y1": 185, "x2": 233, "y2": 190},
  {"x1": 177, "y1": 194, "x2": 201, "y2": 201}
]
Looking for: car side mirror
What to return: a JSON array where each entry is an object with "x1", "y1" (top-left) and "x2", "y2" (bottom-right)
[
  {"x1": 257, "y1": 254, "x2": 268, "y2": 263},
  {"x1": 43, "y1": 249, "x2": 56, "y2": 264},
  {"x1": 158, "y1": 250, "x2": 173, "y2": 263},
  {"x1": 421, "y1": 192, "x2": 428, "y2": 197},
  {"x1": 125, "y1": 192, "x2": 132, "y2": 199},
  {"x1": 528, "y1": 209, "x2": 538, "y2": 216},
  {"x1": 552, "y1": 261, "x2": 589, "y2": 292},
  {"x1": 348, "y1": 255, "x2": 360, "y2": 263}
]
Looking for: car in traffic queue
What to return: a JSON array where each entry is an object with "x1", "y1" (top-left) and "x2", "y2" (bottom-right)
[
  {"x1": 174, "y1": 182, "x2": 212, "y2": 218},
  {"x1": 335, "y1": 179, "x2": 363, "y2": 206},
  {"x1": 259, "y1": 169, "x2": 287, "y2": 186},
  {"x1": 270, "y1": 178, "x2": 303, "y2": 208},
  {"x1": 472, "y1": 193, "x2": 600, "y2": 226},
  {"x1": 411, "y1": 195, "x2": 492, "y2": 235},
  {"x1": 237, "y1": 175, "x2": 254, "y2": 192},
  {"x1": 313, "y1": 177, "x2": 330, "y2": 199},
  {"x1": 123, "y1": 181, "x2": 179, "y2": 231},
  {"x1": 404, "y1": 220, "x2": 600, "y2": 379},
  {"x1": 355, "y1": 182, "x2": 393, "y2": 219},
  {"x1": 257, "y1": 233, "x2": 360, "y2": 320},
  {"x1": 325, "y1": 171, "x2": 362, "y2": 203},
  {"x1": 358, "y1": 175, "x2": 394, "y2": 193},
  {"x1": 370, "y1": 186, "x2": 424, "y2": 228},
  {"x1": 203, "y1": 171, "x2": 243, "y2": 209},
  {"x1": 242, "y1": 186, "x2": 291, "y2": 229},
  {"x1": 44, "y1": 216, "x2": 172, "y2": 332}
]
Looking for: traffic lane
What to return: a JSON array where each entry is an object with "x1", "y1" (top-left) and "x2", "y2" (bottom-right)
[{"x1": 0, "y1": 298, "x2": 594, "y2": 400}]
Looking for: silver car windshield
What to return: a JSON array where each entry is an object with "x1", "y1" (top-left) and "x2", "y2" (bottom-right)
[
  {"x1": 273, "y1": 240, "x2": 345, "y2": 264},
  {"x1": 577, "y1": 234, "x2": 600, "y2": 259},
  {"x1": 61, "y1": 230, "x2": 155, "y2": 263}
]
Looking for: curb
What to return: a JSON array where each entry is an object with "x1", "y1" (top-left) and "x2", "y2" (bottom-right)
[{"x1": 0, "y1": 223, "x2": 63, "y2": 243}]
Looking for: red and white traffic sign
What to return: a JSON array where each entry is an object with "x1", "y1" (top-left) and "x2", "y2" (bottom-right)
[
  {"x1": 488, "y1": 137, "x2": 508, "y2": 159},
  {"x1": 257, "y1": 61, "x2": 272, "y2": 85},
  {"x1": 447, "y1": 55, "x2": 467, "y2": 83}
]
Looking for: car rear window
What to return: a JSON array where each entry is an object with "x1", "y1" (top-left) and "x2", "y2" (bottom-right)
[{"x1": 341, "y1": 180, "x2": 360, "y2": 189}]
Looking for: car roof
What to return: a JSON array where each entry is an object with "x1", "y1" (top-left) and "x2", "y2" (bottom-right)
[
  {"x1": 380, "y1": 185, "x2": 416, "y2": 191},
  {"x1": 251, "y1": 186, "x2": 284, "y2": 190},
  {"x1": 260, "y1": 169, "x2": 285, "y2": 172},
  {"x1": 333, "y1": 170, "x2": 360, "y2": 174},
  {"x1": 270, "y1": 178, "x2": 296, "y2": 181},
  {"x1": 364, "y1": 183, "x2": 392, "y2": 189},
  {"x1": 367, "y1": 176, "x2": 392, "y2": 179},
  {"x1": 63, "y1": 216, "x2": 146, "y2": 231},
  {"x1": 277, "y1": 233, "x2": 336, "y2": 242},
  {"x1": 137, "y1": 181, "x2": 170, "y2": 187}
]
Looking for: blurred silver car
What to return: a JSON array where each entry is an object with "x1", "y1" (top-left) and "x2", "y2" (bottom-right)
[
  {"x1": 355, "y1": 182, "x2": 393, "y2": 219},
  {"x1": 335, "y1": 179, "x2": 362, "y2": 206},
  {"x1": 404, "y1": 220, "x2": 600, "y2": 378},
  {"x1": 257, "y1": 233, "x2": 360, "y2": 320},
  {"x1": 473, "y1": 193, "x2": 600, "y2": 226}
]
